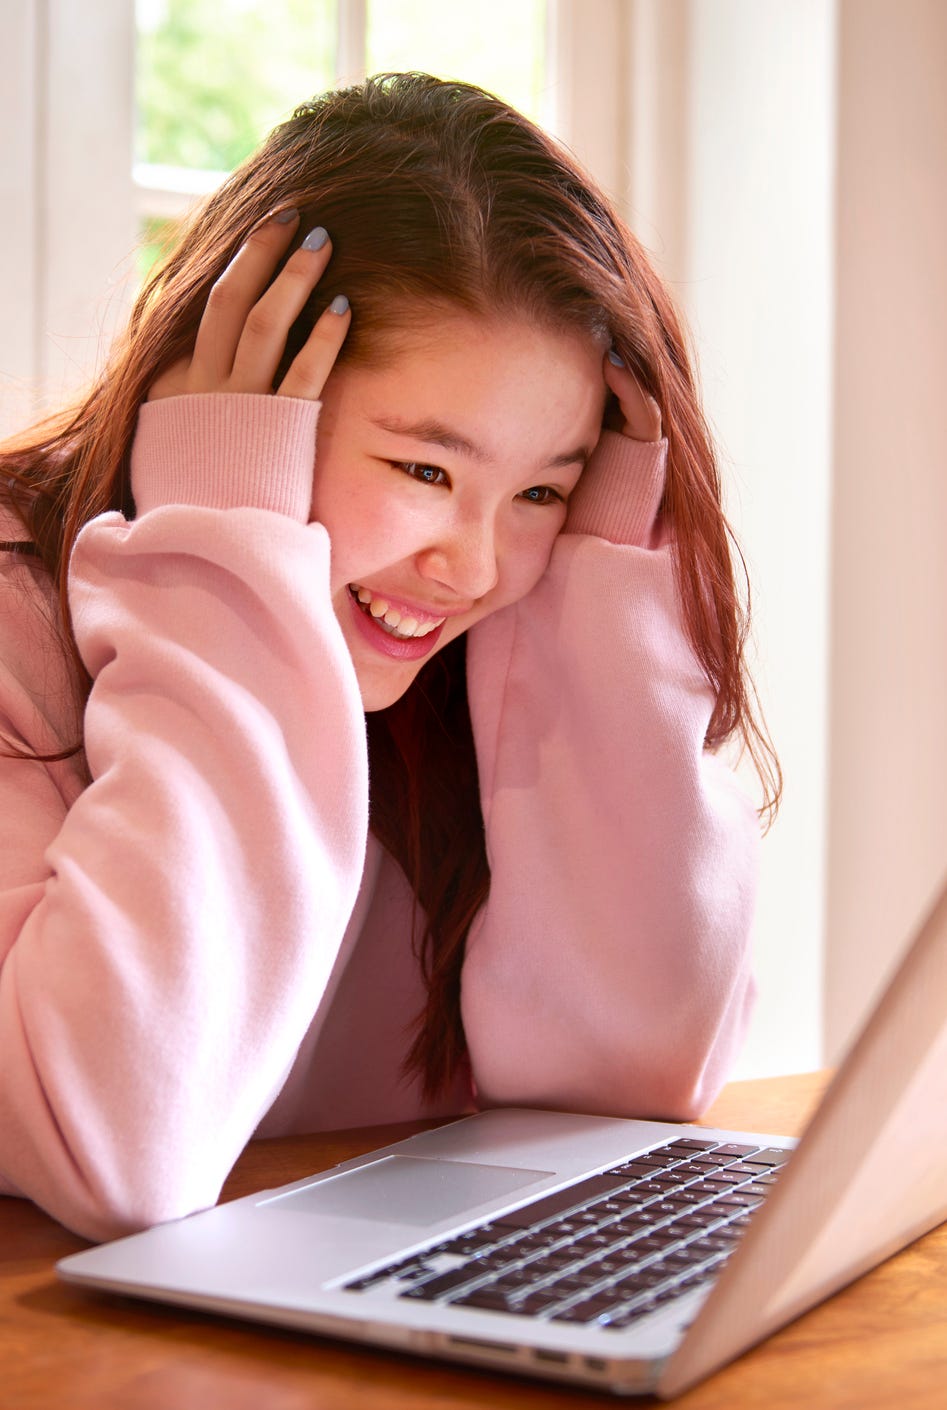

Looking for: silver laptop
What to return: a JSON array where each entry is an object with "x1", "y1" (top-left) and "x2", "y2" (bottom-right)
[{"x1": 58, "y1": 874, "x2": 947, "y2": 1398}]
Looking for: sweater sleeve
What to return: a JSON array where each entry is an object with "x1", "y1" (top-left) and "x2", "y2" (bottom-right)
[
  {"x1": 462, "y1": 431, "x2": 760, "y2": 1120},
  {"x1": 0, "y1": 394, "x2": 368, "y2": 1240}
]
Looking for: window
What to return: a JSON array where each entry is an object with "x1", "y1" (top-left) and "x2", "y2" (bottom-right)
[{"x1": 134, "y1": 0, "x2": 549, "y2": 274}]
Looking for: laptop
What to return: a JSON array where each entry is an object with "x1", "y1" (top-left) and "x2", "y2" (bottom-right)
[{"x1": 58, "y1": 873, "x2": 947, "y2": 1398}]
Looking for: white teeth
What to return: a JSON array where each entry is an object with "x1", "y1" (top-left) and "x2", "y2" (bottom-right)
[{"x1": 349, "y1": 585, "x2": 445, "y2": 640}]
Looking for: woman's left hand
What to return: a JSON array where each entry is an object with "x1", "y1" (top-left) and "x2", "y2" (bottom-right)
[{"x1": 604, "y1": 353, "x2": 663, "y2": 442}]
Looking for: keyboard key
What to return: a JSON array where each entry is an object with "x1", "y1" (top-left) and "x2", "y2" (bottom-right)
[
  {"x1": 513, "y1": 1290, "x2": 564, "y2": 1315},
  {"x1": 744, "y1": 1148, "x2": 792, "y2": 1167},
  {"x1": 617, "y1": 1265, "x2": 674, "y2": 1292},
  {"x1": 636, "y1": 1183, "x2": 681, "y2": 1203},
  {"x1": 438, "y1": 1228, "x2": 500, "y2": 1255},
  {"x1": 660, "y1": 1167, "x2": 705, "y2": 1185},
  {"x1": 630, "y1": 1233, "x2": 679, "y2": 1257},
  {"x1": 455, "y1": 1288, "x2": 517, "y2": 1312},
  {"x1": 613, "y1": 1215, "x2": 659, "y2": 1237},
  {"x1": 667, "y1": 1186, "x2": 710, "y2": 1205},
  {"x1": 551, "y1": 1292, "x2": 624, "y2": 1323},
  {"x1": 472, "y1": 1248, "x2": 525, "y2": 1273},
  {"x1": 399, "y1": 1267, "x2": 480, "y2": 1299},
  {"x1": 661, "y1": 1248, "x2": 704, "y2": 1271},
  {"x1": 344, "y1": 1270, "x2": 390, "y2": 1290},
  {"x1": 690, "y1": 1234, "x2": 738, "y2": 1255},
  {"x1": 672, "y1": 1211, "x2": 725, "y2": 1232}
]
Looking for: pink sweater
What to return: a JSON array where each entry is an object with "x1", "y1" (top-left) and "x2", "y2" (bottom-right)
[{"x1": 0, "y1": 395, "x2": 759, "y2": 1241}]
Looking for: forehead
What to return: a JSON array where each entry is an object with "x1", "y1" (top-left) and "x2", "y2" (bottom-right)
[{"x1": 334, "y1": 312, "x2": 608, "y2": 460}]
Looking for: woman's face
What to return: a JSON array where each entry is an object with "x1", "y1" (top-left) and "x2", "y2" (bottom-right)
[{"x1": 311, "y1": 311, "x2": 607, "y2": 711}]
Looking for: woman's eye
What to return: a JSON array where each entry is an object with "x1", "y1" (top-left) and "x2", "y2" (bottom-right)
[
  {"x1": 395, "y1": 461, "x2": 449, "y2": 487},
  {"x1": 519, "y1": 485, "x2": 564, "y2": 506}
]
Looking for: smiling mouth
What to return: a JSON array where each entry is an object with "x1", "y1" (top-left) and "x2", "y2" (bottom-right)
[{"x1": 348, "y1": 585, "x2": 447, "y2": 641}]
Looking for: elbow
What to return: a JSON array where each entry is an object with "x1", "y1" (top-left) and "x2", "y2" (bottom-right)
[
  {"x1": 54, "y1": 1185, "x2": 218, "y2": 1244},
  {"x1": 469, "y1": 987, "x2": 756, "y2": 1127},
  {"x1": 610, "y1": 980, "x2": 757, "y2": 1124},
  {"x1": 73, "y1": 1184, "x2": 217, "y2": 1244},
  {"x1": 28, "y1": 1148, "x2": 229, "y2": 1244},
  {"x1": 39, "y1": 1177, "x2": 217, "y2": 1244}
]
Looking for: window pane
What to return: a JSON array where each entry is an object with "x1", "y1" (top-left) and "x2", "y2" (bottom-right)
[
  {"x1": 135, "y1": 0, "x2": 338, "y2": 174},
  {"x1": 366, "y1": 0, "x2": 547, "y2": 123}
]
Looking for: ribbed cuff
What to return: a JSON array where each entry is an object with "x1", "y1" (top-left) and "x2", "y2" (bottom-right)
[
  {"x1": 131, "y1": 394, "x2": 321, "y2": 522},
  {"x1": 565, "y1": 432, "x2": 667, "y2": 547}
]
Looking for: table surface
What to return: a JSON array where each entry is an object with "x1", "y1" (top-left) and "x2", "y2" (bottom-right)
[{"x1": 3, "y1": 1071, "x2": 946, "y2": 1409}]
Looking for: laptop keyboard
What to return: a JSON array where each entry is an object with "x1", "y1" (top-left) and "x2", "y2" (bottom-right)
[{"x1": 342, "y1": 1136, "x2": 790, "y2": 1330}]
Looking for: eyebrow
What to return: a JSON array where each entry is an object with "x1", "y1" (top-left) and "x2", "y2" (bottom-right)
[{"x1": 368, "y1": 414, "x2": 593, "y2": 470}]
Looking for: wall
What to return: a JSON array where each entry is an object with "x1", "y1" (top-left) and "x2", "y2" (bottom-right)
[{"x1": 826, "y1": 0, "x2": 947, "y2": 1060}]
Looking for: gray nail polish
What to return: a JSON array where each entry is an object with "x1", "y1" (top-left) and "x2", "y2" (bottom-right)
[
  {"x1": 328, "y1": 295, "x2": 350, "y2": 315},
  {"x1": 273, "y1": 207, "x2": 298, "y2": 224},
  {"x1": 301, "y1": 226, "x2": 329, "y2": 252},
  {"x1": 608, "y1": 348, "x2": 625, "y2": 367}
]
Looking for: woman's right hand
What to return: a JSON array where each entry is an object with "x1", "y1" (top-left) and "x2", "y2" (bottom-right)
[{"x1": 148, "y1": 210, "x2": 351, "y2": 403}]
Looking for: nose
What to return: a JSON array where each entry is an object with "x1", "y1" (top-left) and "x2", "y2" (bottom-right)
[{"x1": 416, "y1": 512, "x2": 500, "y2": 602}]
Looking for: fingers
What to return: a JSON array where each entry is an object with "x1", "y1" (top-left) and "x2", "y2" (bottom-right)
[
  {"x1": 604, "y1": 352, "x2": 663, "y2": 442},
  {"x1": 191, "y1": 209, "x2": 303, "y2": 389},
  {"x1": 227, "y1": 225, "x2": 340, "y2": 395},
  {"x1": 181, "y1": 210, "x2": 351, "y2": 403},
  {"x1": 278, "y1": 294, "x2": 352, "y2": 401}
]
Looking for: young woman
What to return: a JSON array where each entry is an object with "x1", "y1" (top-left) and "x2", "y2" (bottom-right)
[{"x1": 0, "y1": 74, "x2": 778, "y2": 1241}]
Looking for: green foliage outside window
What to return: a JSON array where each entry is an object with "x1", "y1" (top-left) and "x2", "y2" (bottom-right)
[{"x1": 136, "y1": 0, "x2": 337, "y2": 174}]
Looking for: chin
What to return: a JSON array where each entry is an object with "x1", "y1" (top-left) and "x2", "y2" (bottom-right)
[{"x1": 357, "y1": 674, "x2": 418, "y2": 713}]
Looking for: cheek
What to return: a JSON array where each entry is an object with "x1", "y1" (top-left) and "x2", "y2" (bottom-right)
[
  {"x1": 316, "y1": 478, "x2": 431, "y2": 588},
  {"x1": 493, "y1": 517, "x2": 565, "y2": 609}
]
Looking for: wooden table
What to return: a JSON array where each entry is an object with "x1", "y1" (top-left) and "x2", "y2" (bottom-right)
[{"x1": 3, "y1": 1072, "x2": 945, "y2": 1408}]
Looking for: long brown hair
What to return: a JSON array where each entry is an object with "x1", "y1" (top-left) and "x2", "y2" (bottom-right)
[{"x1": 1, "y1": 73, "x2": 779, "y2": 1097}]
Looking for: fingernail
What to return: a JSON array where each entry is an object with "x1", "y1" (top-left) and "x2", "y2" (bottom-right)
[
  {"x1": 607, "y1": 348, "x2": 625, "y2": 367},
  {"x1": 273, "y1": 207, "x2": 298, "y2": 224},
  {"x1": 302, "y1": 226, "x2": 329, "y2": 252},
  {"x1": 328, "y1": 294, "x2": 350, "y2": 315}
]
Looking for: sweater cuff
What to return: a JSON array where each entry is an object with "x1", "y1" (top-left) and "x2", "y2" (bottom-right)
[
  {"x1": 565, "y1": 431, "x2": 667, "y2": 547},
  {"x1": 130, "y1": 394, "x2": 320, "y2": 521}
]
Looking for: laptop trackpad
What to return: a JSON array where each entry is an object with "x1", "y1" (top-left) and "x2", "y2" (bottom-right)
[{"x1": 266, "y1": 1156, "x2": 553, "y2": 1226}]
